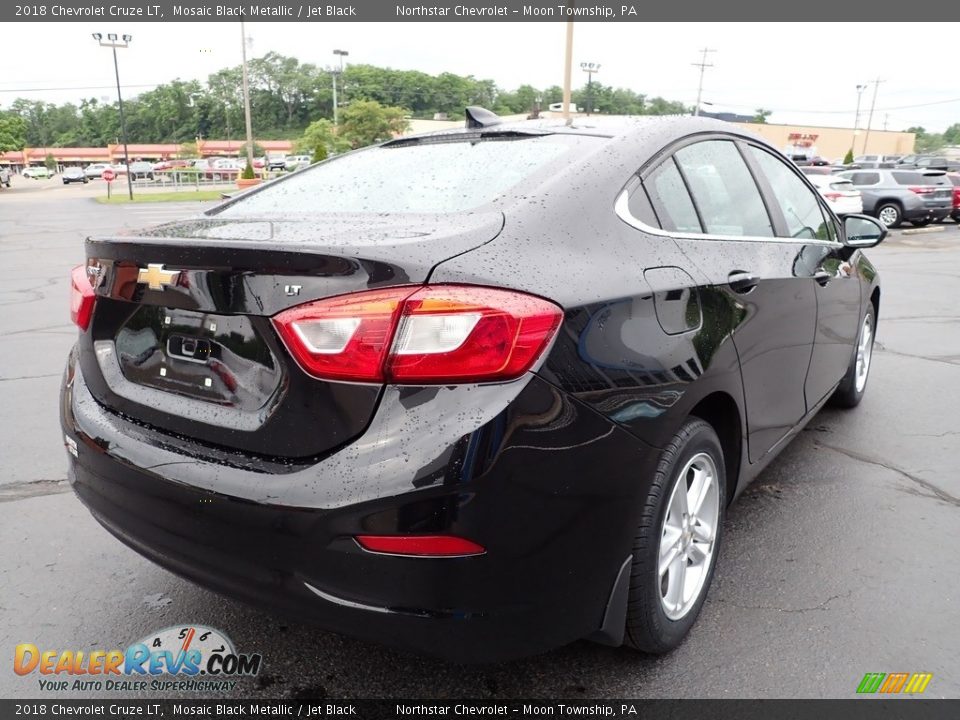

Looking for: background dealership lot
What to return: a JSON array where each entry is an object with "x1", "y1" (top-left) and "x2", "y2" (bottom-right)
[{"x1": 1, "y1": 179, "x2": 958, "y2": 698}]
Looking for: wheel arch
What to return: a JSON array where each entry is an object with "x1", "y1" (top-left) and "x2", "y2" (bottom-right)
[{"x1": 687, "y1": 391, "x2": 742, "y2": 506}]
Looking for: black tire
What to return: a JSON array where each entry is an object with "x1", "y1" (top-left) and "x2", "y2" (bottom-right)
[
  {"x1": 624, "y1": 417, "x2": 726, "y2": 654},
  {"x1": 831, "y1": 303, "x2": 876, "y2": 409},
  {"x1": 875, "y1": 202, "x2": 902, "y2": 228}
]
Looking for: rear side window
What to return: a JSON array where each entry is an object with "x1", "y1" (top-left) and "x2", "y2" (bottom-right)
[
  {"x1": 749, "y1": 146, "x2": 835, "y2": 241},
  {"x1": 892, "y1": 171, "x2": 926, "y2": 185},
  {"x1": 644, "y1": 158, "x2": 702, "y2": 233},
  {"x1": 217, "y1": 135, "x2": 595, "y2": 215},
  {"x1": 848, "y1": 172, "x2": 880, "y2": 185},
  {"x1": 674, "y1": 140, "x2": 774, "y2": 237}
]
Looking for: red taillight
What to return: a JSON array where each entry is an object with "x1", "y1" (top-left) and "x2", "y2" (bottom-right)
[
  {"x1": 823, "y1": 192, "x2": 842, "y2": 201},
  {"x1": 70, "y1": 265, "x2": 95, "y2": 331},
  {"x1": 355, "y1": 535, "x2": 486, "y2": 557},
  {"x1": 908, "y1": 185, "x2": 935, "y2": 195},
  {"x1": 272, "y1": 285, "x2": 563, "y2": 384}
]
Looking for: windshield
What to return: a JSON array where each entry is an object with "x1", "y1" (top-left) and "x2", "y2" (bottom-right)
[{"x1": 217, "y1": 134, "x2": 598, "y2": 216}]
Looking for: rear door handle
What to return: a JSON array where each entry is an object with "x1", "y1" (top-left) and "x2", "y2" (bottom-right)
[
  {"x1": 813, "y1": 270, "x2": 832, "y2": 286},
  {"x1": 727, "y1": 270, "x2": 759, "y2": 294}
]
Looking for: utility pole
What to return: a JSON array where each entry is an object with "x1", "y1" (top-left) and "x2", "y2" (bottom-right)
[
  {"x1": 861, "y1": 78, "x2": 885, "y2": 156},
  {"x1": 240, "y1": 22, "x2": 255, "y2": 169},
  {"x1": 580, "y1": 62, "x2": 600, "y2": 116},
  {"x1": 692, "y1": 48, "x2": 716, "y2": 116},
  {"x1": 562, "y1": 20, "x2": 574, "y2": 125},
  {"x1": 852, "y1": 83, "x2": 866, "y2": 155},
  {"x1": 883, "y1": 113, "x2": 889, "y2": 131}
]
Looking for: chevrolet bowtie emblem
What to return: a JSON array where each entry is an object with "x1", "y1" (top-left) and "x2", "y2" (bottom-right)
[{"x1": 137, "y1": 264, "x2": 180, "y2": 290}]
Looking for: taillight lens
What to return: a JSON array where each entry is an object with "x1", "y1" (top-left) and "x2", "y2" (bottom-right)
[
  {"x1": 823, "y1": 192, "x2": 842, "y2": 201},
  {"x1": 271, "y1": 285, "x2": 563, "y2": 384},
  {"x1": 908, "y1": 185, "x2": 935, "y2": 195},
  {"x1": 70, "y1": 265, "x2": 95, "y2": 331}
]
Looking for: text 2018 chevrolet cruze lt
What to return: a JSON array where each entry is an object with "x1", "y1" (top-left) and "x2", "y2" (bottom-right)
[{"x1": 62, "y1": 111, "x2": 886, "y2": 662}]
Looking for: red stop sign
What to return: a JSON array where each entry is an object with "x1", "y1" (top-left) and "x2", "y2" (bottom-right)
[{"x1": 102, "y1": 169, "x2": 116, "y2": 182}]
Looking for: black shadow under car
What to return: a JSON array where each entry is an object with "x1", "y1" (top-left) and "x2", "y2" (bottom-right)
[{"x1": 61, "y1": 112, "x2": 886, "y2": 662}]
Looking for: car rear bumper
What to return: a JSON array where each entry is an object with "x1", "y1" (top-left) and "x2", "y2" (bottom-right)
[{"x1": 60, "y1": 346, "x2": 655, "y2": 662}]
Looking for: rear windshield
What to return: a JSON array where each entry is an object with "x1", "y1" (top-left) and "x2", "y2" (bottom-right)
[
  {"x1": 893, "y1": 171, "x2": 949, "y2": 186},
  {"x1": 218, "y1": 134, "x2": 599, "y2": 215}
]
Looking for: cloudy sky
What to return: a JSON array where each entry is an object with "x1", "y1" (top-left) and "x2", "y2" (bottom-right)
[{"x1": 4, "y1": 21, "x2": 958, "y2": 132}]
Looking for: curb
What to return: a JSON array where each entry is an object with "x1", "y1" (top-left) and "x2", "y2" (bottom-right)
[{"x1": 901, "y1": 226, "x2": 947, "y2": 235}]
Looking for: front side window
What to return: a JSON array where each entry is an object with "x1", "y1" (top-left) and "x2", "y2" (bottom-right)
[
  {"x1": 749, "y1": 146, "x2": 834, "y2": 241},
  {"x1": 674, "y1": 140, "x2": 774, "y2": 237}
]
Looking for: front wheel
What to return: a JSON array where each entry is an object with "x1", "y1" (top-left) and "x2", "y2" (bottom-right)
[
  {"x1": 831, "y1": 304, "x2": 876, "y2": 408},
  {"x1": 624, "y1": 418, "x2": 726, "y2": 654}
]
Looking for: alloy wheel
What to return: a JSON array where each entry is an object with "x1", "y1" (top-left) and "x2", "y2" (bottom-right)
[
  {"x1": 855, "y1": 313, "x2": 873, "y2": 393},
  {"x1": 878, "y1": 206, "x2": 899, "y2": 227},
  {"x1": 658, "y1": 452, "x2": 720, "y2": 620}
]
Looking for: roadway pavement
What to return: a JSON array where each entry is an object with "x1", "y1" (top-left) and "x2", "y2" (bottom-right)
[{"x1": 1, "y1": 178, "x2": 958, "y2": 700}]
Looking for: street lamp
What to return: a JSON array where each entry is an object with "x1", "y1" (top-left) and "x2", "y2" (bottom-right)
[
  {"x1": 580, "y1": 62, "x2": 600, "y2": 116},
  {"x1": 240, "y1": 23, "x2": 255, "y2": 169},
  {"x1": 93, "y1": 32, "x2": 134, "y2": 200},
  {"x1": 332, "y1": 49, "x2": 349, "y2": 125}
]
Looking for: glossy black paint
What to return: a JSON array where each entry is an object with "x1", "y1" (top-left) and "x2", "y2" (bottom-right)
[{"x1": 62, "y1": 116, "x2": 881, "y2": 661}]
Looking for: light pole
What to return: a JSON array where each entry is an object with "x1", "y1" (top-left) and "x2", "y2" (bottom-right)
[
  {"x1": 562, "y1": 21, "x2": 574, "y2": 124},
  {"x1": 240, "y1": 22, "x2": 255, "y2": 169},
  {"x1": 852, "y1": 83, "x2": 866, "y2": 155},
  {"x1": 92, "y1": 32, "x2": 134, "y2": 200},
  {"x1": 332, "y1": 49, "x2": 349, "y2": 125},
  {"x1": 580, "y1": 62, "x2": 600, "y2": 116}
]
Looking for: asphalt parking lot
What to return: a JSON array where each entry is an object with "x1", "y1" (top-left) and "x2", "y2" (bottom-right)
[{"x1": 1, "y1": 179, "x2": 958, "y2": 700}]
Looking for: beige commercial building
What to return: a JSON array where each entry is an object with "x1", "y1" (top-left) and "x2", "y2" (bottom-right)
[
  {"x1": 405, "y1": 115, "x2": 915, "y2": 162},
  {"x1": 739, "y1": 122, "x2": 914, "y2": 161}
]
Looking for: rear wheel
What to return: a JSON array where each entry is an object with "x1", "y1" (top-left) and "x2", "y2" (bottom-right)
[
  {"x1": 876, "y1": 202, "x2": 902, "y2": 228},
  {"x1": 624, "y1": 418, "x2": 726, "y2": 654},
  {"x1": 831, "y1": 304, "x2": 876, "y2": 408}
]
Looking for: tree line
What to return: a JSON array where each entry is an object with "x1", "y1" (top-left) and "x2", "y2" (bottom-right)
[{"x1": 0, "y1": 52, "x2": 691, "y2": 152}]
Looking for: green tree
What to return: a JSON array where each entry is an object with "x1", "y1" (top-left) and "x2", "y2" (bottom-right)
[
  {"x1": 0, "y1": 111, "x2": 27, "y2": 152},
  {"x1": 44, "y1": 152, "x2": 57, "y2": 172},
  {"x1": 297, "y1": 118, "x2": 349, "y2": 156},
  {"x1": 752, "y1": 108, "x2": 772, "y2": 123},
  {"x1": 843, "y1": 148, "x2": 854, "y2": 164},
  {"x1": 338, "y1": 101, "x2": 409, "y2": 148}
]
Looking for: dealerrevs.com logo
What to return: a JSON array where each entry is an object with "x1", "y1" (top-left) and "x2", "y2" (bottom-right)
[{"x1": 14, "y1": 625, "x2": 262, "y2": 692}]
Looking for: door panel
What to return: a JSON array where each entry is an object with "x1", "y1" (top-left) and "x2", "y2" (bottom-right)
[
  {"x1": 802, "y1": 246, "x2": 863, "y2": 406},
  {"x1": 672, "y1": 239, "x2": 817, "y2": 462}
]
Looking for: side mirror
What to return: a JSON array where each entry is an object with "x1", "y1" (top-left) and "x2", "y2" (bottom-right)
[{"x1": 842, "y1": 214, "x2": 887, "y2": 249}]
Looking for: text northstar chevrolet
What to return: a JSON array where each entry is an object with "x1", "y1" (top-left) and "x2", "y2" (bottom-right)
[{"x1": 62, "y1": 110, "x2": 886, "y2": 661}]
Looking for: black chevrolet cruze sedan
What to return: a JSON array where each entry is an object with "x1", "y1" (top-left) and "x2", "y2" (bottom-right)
[{"x1": 61, "y1": 111, "x2": 886, "y2": 662}]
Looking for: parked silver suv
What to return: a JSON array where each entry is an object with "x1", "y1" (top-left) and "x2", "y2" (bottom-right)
[{"x1": 838, "y1": 169, "x2": 953, "y2": 227}]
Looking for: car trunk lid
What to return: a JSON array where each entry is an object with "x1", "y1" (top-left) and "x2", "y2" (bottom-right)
[{"x1": 79, "y1": 212, "x2": 503, "y2": 460}]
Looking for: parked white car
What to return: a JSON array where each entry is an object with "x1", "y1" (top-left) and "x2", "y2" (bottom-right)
[
  {"x1": 807, "y1": 174, "x2": 863, "y2": 216},
  {"x1": 23, "y1": 166, "x2": 53, "y2": 179},
  {"x1": 284, "y1": 155, "x2": 311, "y2": 171},
  {"x1": 84, "y1": 163, "x2": 111, "y2": 179}
]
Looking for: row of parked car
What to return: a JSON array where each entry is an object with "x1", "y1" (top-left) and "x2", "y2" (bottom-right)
[
  {"x1": 799, "y1": 163, "x2": 959, "y2": 228},
  {"x1": 14, "y1": 153, "x2": 314, "y2": 185}
]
